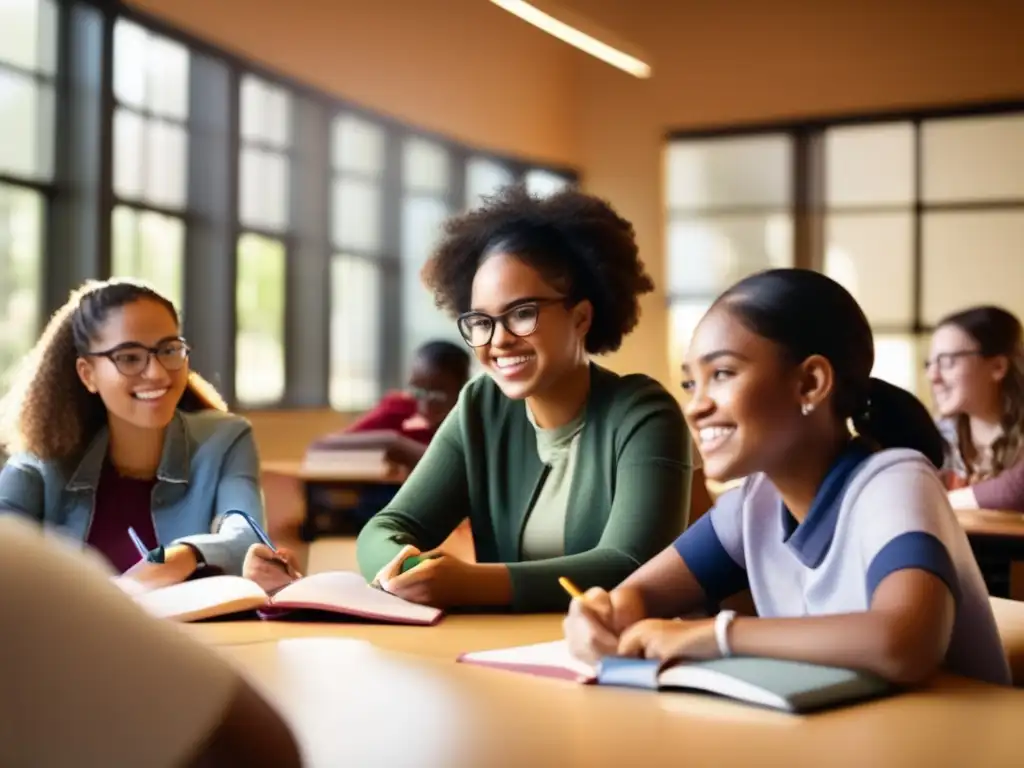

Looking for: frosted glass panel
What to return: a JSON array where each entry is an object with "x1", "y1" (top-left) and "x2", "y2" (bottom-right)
[
  {"x1": 872, "y1": 334, "x2": 918, "y2": 395},
  {"x1": 239, "y1": 148, "x2": 289, "y2": 232},
  {"x1": 235, "y1": 234, "x2": 286, "y2": 406},
  {"x1": 824, "y1": 213, "x2": 914, "y2": 326},
  {"x1": 113, "y1": 109, "x2": 187, "y2": 208},
  {"x1": 526, "y1": 169, "x2": 570, "y2": 198},
  {"x1": 466, "y1": 157, "x2": 513, "y2": 208},
  {"x1": 825, "y1": 123, "x2": 914, "y2": 205},
  {"x1": 667, "y1": 214, "x2": 793, "y2": 296},
  {"x1": 332, "y1": 178, "x2": 381, "y2": 252},
  {"x1": 668, "y1": 300, "x2": 711, "y2": 390},
  {"x1": 330, "y1": 255, "x2": 381, "y2": 411},
  {"x1": 240, "y1": 75, "x2": 291, "y2": 148},
  {"x1": 403, "y1": 138, "x2": 449, "y2": 193},
  {"x1": 667, "y1": 135, "x2": 792, "y2": 209},
  {"x1": 0, "y1": 0, "x2": 57, "y2": 73},
  {"x1": 332, "y1": 114, "x2": 385, "y2": 176},
  {"x1": 110, "y1": 206, "x2": 184, "y2": 310},
  {"x1": 0, "y1": 69, "x2": 54, "y2": 180},
  {"x1": 401, "y1": 197, "x2": 460, "y2": 361},
  {"x1": 923, "y1": 114, "x2": 1024, "y2": 202},
  {"x1": 922, "y1": 211, "x2": 1024, "y2": 325},
  {"x1": 0, "y1": 183, "x2": 43, "y2": 378},
  {"x1": 113, "y1": 19, "x2": 189, "y2": 120}
]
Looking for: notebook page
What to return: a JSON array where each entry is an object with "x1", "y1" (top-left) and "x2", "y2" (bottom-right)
[
  {"x1": 270, "y1": 571, "x2": 441, "y2": 624},
  {"x1": 134, "y1": 575, "x2": 269, "y2": 621},
  {"x1": 460, "y1": 640, "x2": 597, "y2": 681}
]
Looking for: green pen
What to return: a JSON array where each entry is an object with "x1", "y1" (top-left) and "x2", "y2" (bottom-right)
[{"x1": 399, "y1": 553, "x2": 443, "y2": 574}]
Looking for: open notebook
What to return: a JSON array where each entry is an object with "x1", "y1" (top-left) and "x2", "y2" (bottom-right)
[
  {"x1": 134, "y1": 571, "x2": 442, "y2": 625},
  {"x1": 458, "y1": 640, "x2": 892, "y2": 714}
]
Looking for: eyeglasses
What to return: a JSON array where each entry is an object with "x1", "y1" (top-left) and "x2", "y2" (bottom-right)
[
  {"x1": 83, "y1": 338, "x2": 191, "y2": 377},
  {"x1": 457, "y1": 297, "x2": 568, "y2": 348},
  {"x1": 923, "y1": 350, "x2": 982, "y2": 371},
  {"x1": 408, "y1": 386, "x2": 450, "y2": 405}
]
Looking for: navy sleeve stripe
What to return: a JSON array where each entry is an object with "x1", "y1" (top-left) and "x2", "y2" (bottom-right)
[
  {"x1": 866, "y1": 531, "x2": 960, "y2": 603},
  {"x1": 673, "y1": 514, "x2": 748, "y2": 604}
]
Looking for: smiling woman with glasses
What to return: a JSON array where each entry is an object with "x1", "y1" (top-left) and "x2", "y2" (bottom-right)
[
  {"x1": 0, "y1": 278, "x2": 298, "y2": 595},
  {"x1": 355, "y1": 184, "x2": 695, "y2": 613}
]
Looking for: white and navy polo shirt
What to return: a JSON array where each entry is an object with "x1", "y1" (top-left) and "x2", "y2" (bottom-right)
[{"x1": 674, "y1": 441, "x2": 1011, "y2": 686}]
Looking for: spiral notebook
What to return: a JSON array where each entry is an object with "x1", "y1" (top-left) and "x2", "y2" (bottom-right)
[
  {"x1": 458, "y1": 640, "x2": 892, "y2": 713},
  {"x1": 133, "y1": 571, "x2": 442, "y2": 625}
]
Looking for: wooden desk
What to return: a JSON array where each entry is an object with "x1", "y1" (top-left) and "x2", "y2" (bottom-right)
[
  {"x1": 261, "y1": 460, "x2": 404, "y2": 542},
  {"x1": 959, "y1": 508, "x2": 1024, "y2": 542},
  {"x1": 958, "y1": 509, "x2": 1024, "y2": 599},
  {"x1": 185, "y1": 613, "x2": 562, "y2": 657},
  {"x1": 218, "y1": 637, "x2": 1024, "y2": 768}
]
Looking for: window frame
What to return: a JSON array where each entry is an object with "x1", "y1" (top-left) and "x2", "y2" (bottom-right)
[{"x1": 28, "y1": 0, "x2": 579, "y2": 413}]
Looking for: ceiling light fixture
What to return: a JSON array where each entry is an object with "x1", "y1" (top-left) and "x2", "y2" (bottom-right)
[{"x1": 489, "y1": 0, "x2": 652, "y2": 79}]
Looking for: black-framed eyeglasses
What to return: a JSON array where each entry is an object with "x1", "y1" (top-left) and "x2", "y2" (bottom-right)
[
  {"x1": 923, "y1": 350, "x2": 983, "y2": 372},
  {"x1": 83, "y1": 337, "x2": 191, "y2": 377},
  {"x1": 457, "y1": 297, "x2": 568, "y2": 348}
]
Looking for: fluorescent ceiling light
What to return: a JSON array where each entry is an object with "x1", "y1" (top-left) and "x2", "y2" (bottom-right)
[{"x1": 489, "y1": 0, "x2": 652, "y2": 79}]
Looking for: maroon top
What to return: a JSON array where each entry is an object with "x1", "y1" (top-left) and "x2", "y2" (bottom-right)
[
  {"x1": 85, "y1": 461, "x2": 159, "y2": 574},
  {"x1": 972, "y1": 459, "x2": 1024, "y2": 512},
  {"x1": 343, "y1": 391, "x2": 435, "y2": 445}
]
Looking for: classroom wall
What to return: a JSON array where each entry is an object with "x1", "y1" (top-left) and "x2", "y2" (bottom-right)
[
  {"x1": 570, "y1": 0, "x2": 1024, "y2": 390},
  {"x1": 126, "y1": 0, "x2": 580, "y2": 167},
  {"x1": 131, "y1": 0, "x2": 1024, "y2": 458}
]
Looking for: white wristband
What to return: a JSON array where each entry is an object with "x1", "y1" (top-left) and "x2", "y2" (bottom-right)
[{"x1": 715, "y1": 610, "x2": 737, "y2": 658}]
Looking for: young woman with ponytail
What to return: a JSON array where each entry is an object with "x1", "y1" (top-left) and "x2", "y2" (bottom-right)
[
  {"x1": 563, "y1": 269, "x2": 1009, "y2": 687},
  {"x1": 0, "y1": 278, "x2": 298, "y2": 593}
]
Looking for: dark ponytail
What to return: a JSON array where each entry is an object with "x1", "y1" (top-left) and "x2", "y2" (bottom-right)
[
  {"x1": 854, "y1": 377, "x2": 945, "y2": 468},
  {"x1": 716, "y1": 269, "x2": 945, "y2": 468}
]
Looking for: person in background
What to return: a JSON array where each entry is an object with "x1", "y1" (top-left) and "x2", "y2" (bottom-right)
[
  {"x1": 316, "y1": 339, "x2": 472, "y2": 469},
  {"x1": 564, "y1": 269, "x2": 1009, "y2": 687},
  {"x1": 928, "y1": 306, "x2": 1024, "y2": 511},
  {"x1": 356, "y1": 184, "x2": 693, "y2": 612},
  {"x1": 0, "y1": 278, "x2": 298, "y2": 592},
  {"x1": 0, "y1": 515, "x2": 301, "y2": 768}
]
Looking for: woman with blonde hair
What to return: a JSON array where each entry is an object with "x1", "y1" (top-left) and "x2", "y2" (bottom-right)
[{"x1": 0, "y1": 278, "x2": 297, "y2": 592}]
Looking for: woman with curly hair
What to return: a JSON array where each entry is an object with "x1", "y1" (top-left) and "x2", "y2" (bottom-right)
[
  {"x1": 0, "y1": 278, "x2": 298, "y2": 593},
  {"x1": 355, "y1": 184, "x2": 694, "y2": 611}
]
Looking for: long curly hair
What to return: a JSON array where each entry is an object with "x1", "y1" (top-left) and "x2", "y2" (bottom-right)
[
  {"x1": 421, "y1": 184, "x2": 654, "y2": 355},
  {"x1": 938, "y1": 305, "x2": 1024, "y2": 481},
  {"x1": 0, "y1": 278, "x2": 227, "y2": 464}
]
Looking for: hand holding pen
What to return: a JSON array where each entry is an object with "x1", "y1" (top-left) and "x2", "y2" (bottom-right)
[
  {"x1": 223, "y1": 510, "x2": 304, "y2": 593},
  {"x1": 560, "y1": 577, "x2": 646, "y2": 665}
]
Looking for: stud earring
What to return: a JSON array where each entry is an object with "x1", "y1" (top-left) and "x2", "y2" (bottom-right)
[{"x1": 801, "y1": 403, "x2": 814, "y2": 416}]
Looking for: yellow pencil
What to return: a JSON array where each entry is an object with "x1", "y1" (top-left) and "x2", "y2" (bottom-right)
[{"x1": 558, "y1": 576, "x2": 584, "y2": 600}]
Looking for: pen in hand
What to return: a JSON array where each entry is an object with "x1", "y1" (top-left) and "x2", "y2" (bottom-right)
[{"x1": 223, "y1": 510, "x2": 301, "y2": 578}]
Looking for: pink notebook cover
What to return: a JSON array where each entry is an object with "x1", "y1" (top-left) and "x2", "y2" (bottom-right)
[{"x1": 457, "y1": 641, "x2": 597, "y2": 683}]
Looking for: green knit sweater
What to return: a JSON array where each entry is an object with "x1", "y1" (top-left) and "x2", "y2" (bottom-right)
[{"x1": 356, "y1": 363, "x2": 693, "y2": 612}]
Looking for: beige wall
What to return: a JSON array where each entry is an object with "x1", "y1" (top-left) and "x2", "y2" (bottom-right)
[
  {"x1": 127, "y1": 0, "x2": 580, "y2": 167},
  {"x1": 131, "y1": 0, "x2": 1024, "y2": 455}
]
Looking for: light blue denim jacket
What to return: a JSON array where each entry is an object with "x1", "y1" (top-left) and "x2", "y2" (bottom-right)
[{"x1": 0, "y1": 410, "x2": 264, "y2": 575}]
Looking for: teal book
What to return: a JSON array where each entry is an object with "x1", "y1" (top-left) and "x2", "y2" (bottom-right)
[{"x1": 458, "y1": 640, "x2": 893, "y2": 713}]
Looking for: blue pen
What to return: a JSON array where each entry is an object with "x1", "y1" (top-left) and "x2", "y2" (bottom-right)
[
  {"x1": 127, "y1": 526, "x2": 150, "y2": 559},
  {"x1": 221, "y1": 510, "x2": 276, "y2": 551}
]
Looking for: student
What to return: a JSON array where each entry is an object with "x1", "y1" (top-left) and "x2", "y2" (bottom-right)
[
  {"x1": 928, "y1": 306, "x2": 1024, "y2": 511},
  {"x1": 0, "y1": 516, "x2": 301, "y2": 768},
  {"x1": 328, "y1": 339, "x2": 471, "y2": 456},
  {"x1": 0, "y1": 278, "x2": 297, "y2": 591},
  {"x1": 564, "y1": 269, "x2": 1010, "y2": 687},
  {"x1": 355, "y1": 184, "x2": 693, "y2": 612}
]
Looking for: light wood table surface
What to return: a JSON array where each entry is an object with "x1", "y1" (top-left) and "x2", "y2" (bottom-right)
[
  {"x1": 185, "y1": 613, "x2": 563, "y2": 657},
  {"x1": 960, "y1": 508, "x2": 1024, "y2": 540},
  {"x1": 216, "y1": 636, "x2": 1024, "y2": 768}
]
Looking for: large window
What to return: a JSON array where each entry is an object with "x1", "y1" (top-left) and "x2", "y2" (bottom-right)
[
  {"x1": 665, "y1": 134, "x2": 794, "y2": 384},
  {"x1": 330, "y1": 113, "x2": 385, "y2": 411},
  {"x1": 111, "y1": 18, "x2": 188, "y2": 307},
  {"x1": 235, "y1": 75, "x2": 290, "y2": 407},
  {"x1": 0, "y1": 0, "x2": 56, "y2": 380},
  {"x1": 0, "y1": 2, "x2": 578, "y2": 413},
  {"x1": 667, "y1": 109, "x2": 1024, "y2": 398}
]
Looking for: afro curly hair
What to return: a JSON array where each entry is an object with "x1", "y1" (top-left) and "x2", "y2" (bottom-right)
[{"x1": 420, "y1": 183, "x2": 654, "y2": 355}]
